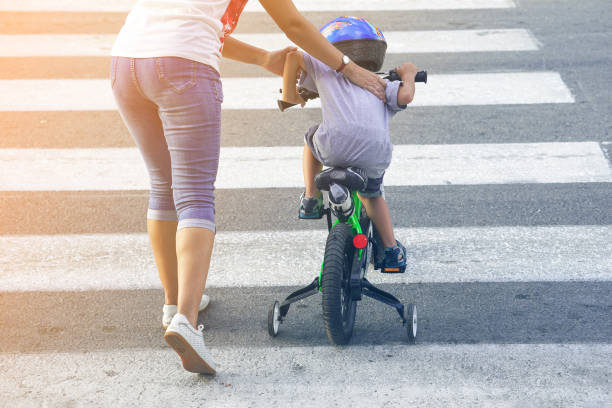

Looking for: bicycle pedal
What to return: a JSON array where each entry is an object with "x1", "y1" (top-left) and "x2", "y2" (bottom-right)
[{"x1": 381, "y1": 266, "x2": 406, "y2": 274}]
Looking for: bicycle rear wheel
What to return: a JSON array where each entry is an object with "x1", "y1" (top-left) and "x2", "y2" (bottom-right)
[{"x1": 321, "y1": 223, "x2": 357, "y2": 345}]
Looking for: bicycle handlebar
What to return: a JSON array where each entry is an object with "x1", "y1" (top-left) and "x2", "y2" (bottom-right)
[
  {"x1": 279, "y1": 69, "x2": 427, "y2": 111},
  {"x1": 384, "y1": 70, "x2": 427, "y2": 84}
]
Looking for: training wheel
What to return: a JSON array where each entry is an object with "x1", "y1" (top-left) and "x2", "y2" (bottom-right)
[
  {"x1": 404, "y1": 303, "x2": 417, "y2": 343},
  {"x1": 268, "y1": 301, "x2": 281, "y2": 337}
]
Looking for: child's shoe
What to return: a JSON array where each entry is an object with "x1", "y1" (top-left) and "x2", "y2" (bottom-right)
[
  {"x1": 298, "y1": 192, "x2": 324, "y2": 219},
  {"x1": 162, "y1": 294, "x2": 210, "y2": 330},
  {"x1": 164, "y1": 313, "x2": 216, "y2": 374},
  {"x1": 381, "y1": 241, "x2": 407, "y2": 274}
]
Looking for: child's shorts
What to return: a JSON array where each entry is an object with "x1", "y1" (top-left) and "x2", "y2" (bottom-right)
[
  {"x1": 359, "y1": 176, "x2": 384, "y2": 198},
  {"x1": 305, "y1": 124, "x2": 384, "y2": 198}
]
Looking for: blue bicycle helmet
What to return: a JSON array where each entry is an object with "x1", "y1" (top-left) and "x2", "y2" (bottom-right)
[{"x1": 320, "y1": 16, "x2": 387, "y2": 72}]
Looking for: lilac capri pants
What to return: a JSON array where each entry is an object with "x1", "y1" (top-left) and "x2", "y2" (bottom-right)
[{"x1": 111, "y1": 56, "x2": 222, "y2": 232}]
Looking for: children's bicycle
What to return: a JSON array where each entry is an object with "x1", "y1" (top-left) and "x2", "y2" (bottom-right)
[
  {"x1": 267, "y1": 167, "x2": 417, "y2": 344},
  {"x1": 268, "y1": 70, "x2": 427, "y2": 345}
]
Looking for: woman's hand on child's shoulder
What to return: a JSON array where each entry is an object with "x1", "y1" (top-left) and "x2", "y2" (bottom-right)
[{"x1": 343, "y1": 62, "x2": 387, "y2": 101}]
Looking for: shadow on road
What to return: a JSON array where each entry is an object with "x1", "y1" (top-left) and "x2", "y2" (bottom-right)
[{"x1": 2, "y1": 281, "x2": 611, "y2": 353}]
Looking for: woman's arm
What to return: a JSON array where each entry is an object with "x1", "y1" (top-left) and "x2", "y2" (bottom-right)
[
  {"x1": 222, "y1": 36, "x2": 296, "y2": 76},
  {"x1": 258, "y1": 0, "x2": 386, "y2": 100}
]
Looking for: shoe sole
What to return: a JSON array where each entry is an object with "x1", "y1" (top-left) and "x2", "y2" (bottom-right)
[
  {"x1": 298, "y1": 214, "x2": 324, "y2": 219},
  {"x1": 164, "y1": 331, "x2": 216, "y2": 375}
]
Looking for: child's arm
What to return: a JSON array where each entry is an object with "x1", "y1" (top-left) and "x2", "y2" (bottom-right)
[
  {"x1": 395, "y1": 62, "x2": 418, "y2": 106},
  {"x1": 278, "y1": 50, "x2": 307, "y2": 111}
]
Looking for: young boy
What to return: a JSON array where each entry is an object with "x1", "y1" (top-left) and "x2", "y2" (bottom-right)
[{"x1": 279, "y1": 16, "x2": 418, "y2": 273}]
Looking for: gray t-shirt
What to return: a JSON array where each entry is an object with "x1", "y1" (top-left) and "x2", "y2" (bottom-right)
[{"x1": 300, "y1": 52, "x2": 406, "y2": 178}]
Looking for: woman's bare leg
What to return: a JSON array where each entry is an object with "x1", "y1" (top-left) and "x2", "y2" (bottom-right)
[
  {"x1": 147, "y1": 219, "x2": 179, "y2": 305},
  {"x1": 176, "y1": 227, "x2": 215, "y2": 327}
]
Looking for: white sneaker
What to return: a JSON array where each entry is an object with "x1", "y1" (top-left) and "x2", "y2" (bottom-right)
[
  {"x1": 164, "y1": 313, "x2": 216, "y2": 374},
  {"x1": 162, "y1": 294, "x2": 210, "y2": 329}
]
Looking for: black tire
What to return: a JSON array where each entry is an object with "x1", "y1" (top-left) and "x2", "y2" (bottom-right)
[
  {"x1": 321, "y1": 223, "x2": 357, "y2": 345},
  {"x1": 268, "y1": 301, "x2": 280, "y2": 337},
  {"x1": 405, "y1": 303, "x2": 417, "y2": 343}
]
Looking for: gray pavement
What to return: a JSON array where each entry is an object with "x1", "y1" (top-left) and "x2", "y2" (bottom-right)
[
  {"x1": 3, "y1": 344, "x2": 611, "y2": 407},
  {"x1": 1, "y1": 0, "x2": 612, "y2": 406},
  {"x1": 1, "y1": 183, "x2": 611, "y2": 234},
  {"x1": 2, "y1": 103, "x2": 609, "y2": 149},
  {"x1": 2, "y1": 281, "x2": 612, "y2": 353}
]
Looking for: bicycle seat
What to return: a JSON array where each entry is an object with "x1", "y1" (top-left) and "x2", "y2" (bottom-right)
[{"x1": 315, "y1": 167, "x2": 368, "y2": 192}]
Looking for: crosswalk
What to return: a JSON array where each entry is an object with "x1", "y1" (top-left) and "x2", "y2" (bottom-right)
[
  {"x1": 1, "y1": 0, "x2": 611, "y2": 406},
  {"x1": 1, "y1": 72, "x2": 575, "y2": 110},
  {"x1": 0, "y1": 0, "x2": 518, "y2": 12},
  {"x1": 2, "y1": 226, "x2": 611, "y2": 291},
  {"x1": 0, "y1": 29, "x2": 540, "y2": 56},
  {"x1": 2, "y1": 142, "x2": 610, "y2": 190}
]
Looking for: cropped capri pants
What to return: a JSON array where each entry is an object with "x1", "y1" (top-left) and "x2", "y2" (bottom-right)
[{"x1": 111, "y1": 56, "x2": 223, "y2": 232}]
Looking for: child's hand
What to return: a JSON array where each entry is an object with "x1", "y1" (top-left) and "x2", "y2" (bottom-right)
[
  {"x1": 395, "y1": 63, "x2": 418, "y2": 106},
  {"x1": 396, "y1": 63, "x2": 418, "y2": 80},
  {"x1": 294, "y1": 86, "x2": 306, "y2": 107}
]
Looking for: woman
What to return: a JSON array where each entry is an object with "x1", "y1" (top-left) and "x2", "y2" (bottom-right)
[{"x1": 110, "y1": 0, "x2": 386, "y2": 375}]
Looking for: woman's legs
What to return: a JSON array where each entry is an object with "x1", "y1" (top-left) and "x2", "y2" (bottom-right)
[
  {"x1": 111, "y1": 57, "x2": 181, "y2": 307},
  {"x1": 113, "y1": 56, "x2": 220, "y2": 373}
]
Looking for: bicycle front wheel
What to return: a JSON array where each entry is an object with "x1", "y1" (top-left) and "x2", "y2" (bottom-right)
[{"x1": 321, "y1": 223, "x2": 357, "y2": 345}]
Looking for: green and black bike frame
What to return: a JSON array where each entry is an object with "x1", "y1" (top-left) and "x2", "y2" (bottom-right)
[
  {"x1": 320, "y1": 190, "x2": 366, "y2": 285},
  {"x1": 324, "y1": 188, "x2": 408, "y2": 320},
  {"x1": 277, "y1": 188, "x2": 407, "y2": 324},
  {"x1": 276, "y1": 189, "x2": 364, "y2": 318}
]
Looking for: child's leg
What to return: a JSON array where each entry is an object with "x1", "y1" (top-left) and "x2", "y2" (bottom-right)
[
  {"x1": 359, "y1": 195, "x2": 396, "y2": 247},
  {"x1": 359, "y1": 175, "x2": 406, "y2": 271},
  {"x1": 303, "y1": 144, "x2": 323, "y2": 197}
]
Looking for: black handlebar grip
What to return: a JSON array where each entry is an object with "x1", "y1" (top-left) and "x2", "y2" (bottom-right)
[
  {"x1": 385, "y1": 69, "x2": 427, "y2": 84},
  {"x1": 415, "y1": 71, "x2": 427, "y2": 83},
  {"x1": 386, "y1": 69, "x2": 401, "y2": 82}
]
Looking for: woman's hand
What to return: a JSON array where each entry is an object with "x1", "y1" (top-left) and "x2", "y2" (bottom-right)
[
  {"x1": 342, "y1": 62, "x2": 387, "y2": 101},
  {"x1": 263, "y1": 46, "x2": 298, "y2": 76}
]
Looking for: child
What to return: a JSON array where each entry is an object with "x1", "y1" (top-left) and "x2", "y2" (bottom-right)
[{"x1": 278, "y1": 16, "x2": 418, "y2": 273}]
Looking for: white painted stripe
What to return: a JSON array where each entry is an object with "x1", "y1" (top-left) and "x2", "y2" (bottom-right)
[
  {"x1": 0, "y1": 72, "x2": 574, "y2": 111},
  {"x1": 2, "y1": 344, "x2": 610, "y2": 406},
  {"x1": 1, "y1": 34, "x2": 115, "y2": 57},
  {"x1": 1, "y1": 226, "x2": 611, "y2": 292},
  {"x1": 1, "y1": 143, "x2": 609, "y2": 191},
  {"x1": 246, "y1": 0, "x2": 517, "y2": 11},
  {"x1": 234, "y1": 29, "x2": 540, "y2": 53},
  {"x1": 0, "y1": 30, "x2": 538, "y2": 57},
  {"x1": 0, "y1": 0, "x2": 515, "y2": 12}
]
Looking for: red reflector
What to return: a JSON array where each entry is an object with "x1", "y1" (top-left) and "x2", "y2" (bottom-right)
[{"x1": 353, "y1": 234, "x2": 368, "y2": 249}]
